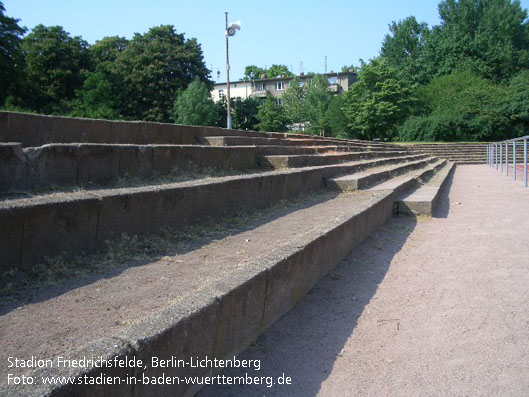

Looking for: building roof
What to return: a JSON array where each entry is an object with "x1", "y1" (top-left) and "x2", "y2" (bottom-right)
[{"x1": 213, "y1": 71, "x2": 356, "y2": 87}]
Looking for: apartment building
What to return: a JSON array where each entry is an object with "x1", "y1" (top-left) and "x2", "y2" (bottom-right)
[{"x1": 211, "y1": 70, "x2": 356, "y2": 102}]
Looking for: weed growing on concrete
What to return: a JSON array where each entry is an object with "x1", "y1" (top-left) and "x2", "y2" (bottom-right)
[{"x1": 0, "y1": 190, "x2": 337, "y2": 306}]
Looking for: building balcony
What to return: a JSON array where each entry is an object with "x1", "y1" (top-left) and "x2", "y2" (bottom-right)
[
  {"x1": 328, "y1": 84, "x2": 339, "y2": 93},
  {"x1": 252, "y1": 89, "x2": 269, "y2": 98}
]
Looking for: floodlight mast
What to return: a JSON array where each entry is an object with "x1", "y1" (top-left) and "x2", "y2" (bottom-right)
[{"x1": 225, "y1": 12, "x2": 232, "y2": 129}]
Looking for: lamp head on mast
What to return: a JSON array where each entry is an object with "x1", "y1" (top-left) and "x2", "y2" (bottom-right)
[{"x1": 226, "y1": 21, "x2": 241, "y2": 37}]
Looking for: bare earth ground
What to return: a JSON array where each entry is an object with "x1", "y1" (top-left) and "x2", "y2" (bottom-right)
[{"x1": 199, "y1": 165, "x2": 529, "y2": 397}]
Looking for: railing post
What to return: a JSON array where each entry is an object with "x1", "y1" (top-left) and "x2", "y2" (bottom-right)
[
  {"x1": 523, "y1": 138, "x2": 527, "y2": 187},
  {"x1": 500, "y1": 143, "x2": 503, "y2": 173},
  {"x1": 505, "y1": 141, "x2": 508, "y2": 174},
  {"x1": 496, "y1": 143, "x2": 498, "y2": 170},
  {"x1": 513, "y1": 140, "x2": 516, "y2": 181},
  {"x1": 506, "y1": 142, "x2": 509, "y2": 176}
]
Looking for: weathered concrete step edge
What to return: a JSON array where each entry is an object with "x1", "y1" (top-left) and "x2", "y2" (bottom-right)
[
  {"x1": 407, "y1": 150, "x2": 485, "y2": 155},
  {"x1": 2, "y1": 190, "x2": 394, "y2": 397},
  {"x1": 0, "y1": 155, "x2": 421, "y2": 270},
  {"x1": 326, "y1": 156, "x2": 439, "y2": 191},
  {"x1": 200, "y1": 135, "x2": 405, "y2": 151},
  {"x1": 0, "y1": 111, "x2": 286, "y2": 148},
  {"x1": 410, "y1": 153, "x2": 486, "y2": 157},
  {"x1": 260, "y1": 151, "x2": 413, "y2": 169},
  {"x1": 199, "y1": 136, "x2": 348, "y2": 147},
  {"x1": 397, "y1": 162, "x2": 455, "y2": 216},
  {"x1": 369, "y1": 159, "x2": 448, "y2": 199},
  {"x1": 290, "y1": 135, "x2": 404, "y2": 149},
  {"x1": 0, "y1": 143, "x2": 260, "y2": 192}
]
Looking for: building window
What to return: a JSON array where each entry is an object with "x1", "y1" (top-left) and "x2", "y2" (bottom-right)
[
  {"x1": 328, "y1": 77, "x2": 337, "y2": 85},
  {"x1": 275, "y1": 81, "x2": 285, "y2": 91},
  {"x1": 276, "y1": 99, "x2": 283, "y2": 106},
  {"x1": 257, "y1": 83, "x2": 265, "y2": 91},
  {"x1": 219, "y1": 90, "x2": 225, "y2": 99}
]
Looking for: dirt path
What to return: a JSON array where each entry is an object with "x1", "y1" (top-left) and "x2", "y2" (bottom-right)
[{"x1": 199, "y1": 165, "x2": 529, "y2": 397}]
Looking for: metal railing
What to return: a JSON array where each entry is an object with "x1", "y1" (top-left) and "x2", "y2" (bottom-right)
[{"x1": 487, "y1": 136, "x2": 528, "y2": 187}]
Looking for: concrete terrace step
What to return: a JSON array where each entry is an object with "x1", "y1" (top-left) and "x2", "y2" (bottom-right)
[
  {"x1": 396, "y1": 161, "x2": 455, "y2": 216},
  {"x1": 0, "y1": 154, "x2": 427, "y2": 270},
  {"x1": 1, "y1": 190, "x2": 394, "y2": 397},
  {"x1": 200, "y1": 135, "x2": 407, "y2": 151},
  {"x1": 368, "y1": 159, "x2": 448, "y2": 198},
  {"x1": 410, "y1": 151, "x2": 486, "y2": 156},
  {"x1": 254, "y1": 145, "x2": 395, "y2": 156},
  {"x1": 326, "y1": 156, "x2": 438, "y2": 191},
  {"x1": 0, "y1": 143, "x2": 262, "y2": 193},
  {"x1": 200, "y1": 136, "x2": 346, "y2": 147},
  {"x1": 0, "y1": 111, "x2": 287, "y2": 147},
  {"x1": 260, "y1": 151, "x2": 415, "y2": 169},
  {"x1": 409, "y1": 150, "x2": 486, "y2": 156}
]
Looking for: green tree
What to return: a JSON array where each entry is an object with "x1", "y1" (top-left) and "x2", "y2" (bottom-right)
[
  {"x1": 243, "y1": 64, "x2": 293, "y2": 80},
  {"x1": 505, "y1": 70, "x2": 529, "y2": 136},
  {"x1": 256, "y1": 96, "x2": 288, "y2": 132},
  {"x1": 114, "y1": 25, "x2": 211, "y2": 122},
  {"x1": 243, "y1": 65, "x2": 267, "y2": 80},
  {"x1": 71, "y1": 36, "x2": 129, "y2": 119},
  {"x1": 326, "y1": 95, "x2": 349, "y2": 138},
  {"x1": 232, "y1": 97, "x2": 259, "y2": 130},
  {"x1": 420, "y1": 0, "x2": 529, "y2": 82},
  {"x1": 303, "y1": 75, "x2": 332, "y2": 136},
  {"x1": 267, "y1": 64, "x2": 293, "y2": 78},
  {"x1": 282, "y1": 76, "x2": 306, "y2": 123},
  {"x1": 342, "y1": 58, "x2": 414, "y2": 140},
  {"x1": 20, "y1": 24, "x2": 91, "y2": 113},
  {"x1": 380, "y1": 16, "x2": 430, "y2": 83},
  {"x1": 0, "y1": 2, "x2": 26, "y2": 105},
  {"x1": 70, "y1": 71, "x2": 120, "y2": 119},
  {"x1": 171, "y1": 78, "x2": 218, "y2": 126},
  {"x1": 399, "y1": 69, "x2": 509, "y2": 141},
  {"x1": 90, "y1": 36, "x2": 128, "y2": 67}
]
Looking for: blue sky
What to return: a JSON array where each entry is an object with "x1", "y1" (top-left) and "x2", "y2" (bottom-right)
[{"x1": 5, "y1": 0, "x2": 529, "y2": 82}]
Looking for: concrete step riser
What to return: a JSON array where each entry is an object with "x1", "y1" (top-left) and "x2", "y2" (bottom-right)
[
  {"x1": 397, "y1": 162, "x2": 455, "y2": 216},
  {"x1": 0, "y1": 155, "x2": 423, "y2": 271},
  {"x1": 0, "y1": 111, "x2": 292, "y2": 147},
  {"x1": 327, "y1": 157, "x2": 438, "y2": 192},
  {"x1": 0, "y1": 143, "x2": 259, "y2": 193},
  {"x1": 202, "y1": 136, "x2": 407, "y2": 151},
  {"x1": 8, "y1": 191, "x2": 394, "y2": 397},
  {"x1": 390, "y1": 160, "x2": 448, "y2": 199},
  {"x1": 202, "y1": 136, "x2": 355, "y2": 148},
  {"x1": 254, "y1": 145, "x2": 400, "y2": 156},
  {"x1": 260, "y1": 151, "x2": 413, "y2": 169}
]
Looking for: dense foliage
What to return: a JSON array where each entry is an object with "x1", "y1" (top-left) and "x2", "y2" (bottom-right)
[
  {"x1": 343, "y1": 59, "x2": 415, "y2": 140},
  {"x1": 0, "y1": 2, "x2": 26, "y2": 105},
  {"x1": 243, "y1": 64, "x2": 293, "y2": 80},
  {"x1": 361, "y1": 0, "x2": 529, "y2": 141},
  {"x1": 0, "y1": 6, "x2": 211, "y2": 123},
  {"x1": 171, "y1": 78, "x2": 218, "y2": 126}
]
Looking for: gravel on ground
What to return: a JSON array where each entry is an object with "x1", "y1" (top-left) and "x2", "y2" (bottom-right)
[{"x1": 199, "y1": 165, "x2": 529, "y2": 397}]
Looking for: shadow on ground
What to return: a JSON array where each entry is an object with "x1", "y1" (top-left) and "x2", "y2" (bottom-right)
[
  {"x1": 0, "y1": 189, "x2": 340, "y2": 316},
  {"x1": 198, "y1": 214, "x2": 417, "y2": 397},
  {"x1": 433, "y1": 166, "x2": 455, "y2": 218}
]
